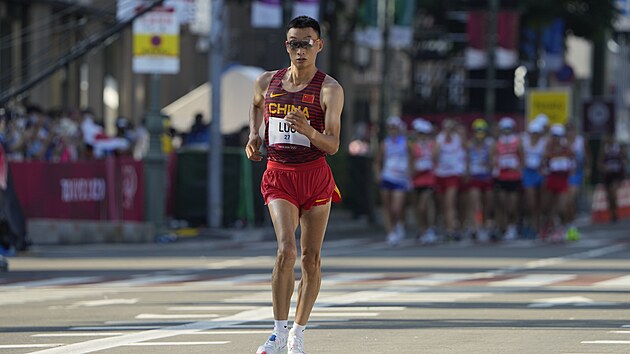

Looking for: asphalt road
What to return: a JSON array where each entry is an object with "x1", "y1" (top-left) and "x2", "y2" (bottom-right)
[{"x1": 1, "y1": 220, "x2": 629, "y2": 354}]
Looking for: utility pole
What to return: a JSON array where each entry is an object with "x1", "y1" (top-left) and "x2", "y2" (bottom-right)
[
  {"x1": 484, "y1": 0, "x2": 499, "y2": 122},
  {"x1": 207, "y1": 0, "x2": 225, "y2": 228}
]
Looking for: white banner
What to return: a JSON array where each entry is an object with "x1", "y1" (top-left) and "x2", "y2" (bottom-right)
[
  {"x1": 251, "y1": 0, "x2": 282, "y2": 28},
  {"x1": 117, "y1": 0, "x2": 195, "y2": 24}
]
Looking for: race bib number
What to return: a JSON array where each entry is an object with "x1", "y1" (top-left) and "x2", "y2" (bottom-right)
[
  {"x1": 268, "y1": 117, "x2": 310, "y2": 147},
  {"x1": 549, "y1": 157, "x2": 571, "y2": 172},
  {"x1": 498, "y1": 155, "x2": 519, "y2": 169},
  {"x1": 525, "y1": 154, "x2": 541, "y2": 169},
  {"x1": 415, "y1": 158, "x2": 432, "y2": 172},
  {"x1": 470, "y1": 162, "x2": 488, "y2": 175},
  {"x1": 385, "y1": 156, "x2": 408, "y2": 174}
]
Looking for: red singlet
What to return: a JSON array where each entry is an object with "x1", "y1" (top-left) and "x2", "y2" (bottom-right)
[{"x1": 264, "y1": 68, "x2": 327, "y2": 164}]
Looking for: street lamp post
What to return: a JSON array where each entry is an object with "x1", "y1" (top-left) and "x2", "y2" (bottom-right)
[
  {"x1": 144, "y1": 73, "x2": 167, "y2": 235},
  {"x1": 207, "y1": 0, "x2": 225, "y2": 229}
]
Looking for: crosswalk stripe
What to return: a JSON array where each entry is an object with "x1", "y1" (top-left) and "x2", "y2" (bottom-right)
[
  {"x1": 0, "y1": 344, "x2": 64, "y2": 348},
  {"x1": 33, "y1": 333, "x2": 124, "y2": 337},
  {"x1": 5, "y1": 271, "x2": 630, "y2": 292},
  {"x1": 593, "y1": 275, "x2": 630, "y2": 288},
  {"x1": 489, "y1": 274, "x2": 577, "y2": 287},
  {"x1": 322, "y1": 273, "x2": 385, "y2": 285},
  {"x1": 93, "y1": 275, "x2": 198, "y2": 287},
  {"x1": 1, "y1": 277, "x2": 103, "y2": 288},
  {"x1": 388, "y1": 273, "x2": 475, "y2": 286},
  {"x1": 123, "y1": 341, "x2": 229, "y2": 346}
]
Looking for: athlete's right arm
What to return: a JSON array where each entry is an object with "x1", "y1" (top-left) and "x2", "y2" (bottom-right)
[{"x1": 246, "y1": 71, "x2": 275, "y2": 162}]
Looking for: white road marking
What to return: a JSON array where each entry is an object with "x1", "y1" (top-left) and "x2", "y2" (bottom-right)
[
  {"x1": 310, "y1": 312, "x2": 379, "y2": 317},
  {"x1": 489, "y1": 274, "x2": 576, "y2": 287},
  {"x1": 30, "y1": 307, "x2": 273, "y2": 354},
  {"x1": 528, "y1": 296, "x2": 616, "y2": 308},
  {"x1": 205, "y1": 256, "x2": 272, "y2": 270},
  {"x1": 93, "y1": 275, "x2": 198, "y2": 287},
  {"x1": 135, "y1": 314, "x2": 220, "y2": 319},
  {"x1": 69, "y1": 326, "x2": 160, "y2": 331},
  {"x1": 198, "y1": 274, "x2": 270, "y2": 285},
  {"x1": 388, "y1": 273, "x2": 475, "y2": 286},
  {"x1": 322, "y1": 273, "x2": 384, "y2": 285},
  {"x1": 582, "y1": 340, "x2": 630, "y2": 344},
  {"x1": 593, "y1": 275, "x2": 630, "y2": 288},
  {"x1": 312, "y1": 306, "x2": 405, "y2": 311},
  {"x1": 1, "y1": 277, "x2": 102, "y2": 288},
  {"x1": 610, "y1": 331, "x2": 630, "y2": 333},
  {"x1": 190, "y1": 330, "x2": 270, "y2": 335},
  {"x1": 33, "y1": 333, "x2": 124, "y2": 337},
  {"x1": 0, "y1": 344, "x2": 64, "y2": 348},
  {"x1": 369, "y1": 291, "x2": 491, "y2": 303},
  {"x1": 123, "y1": 341, "x2": 229, "y2": 346},
  {"x1": 0, "y1": 288, "x2": 119, "y2": 306},
  {"x1": 168, "y1": 306, "x2": 256, "y2": 311},
  {"x1": 68, "y1": 298, "x2": 138, "y2": 308}
]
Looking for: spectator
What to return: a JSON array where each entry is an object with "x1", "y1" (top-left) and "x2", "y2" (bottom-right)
[
  {"x1": 182, "y1": 112, "x2": 209, "y2": 146},
  {"x1": 24, "y1": 106, "x2": 52, "y2": 161}
]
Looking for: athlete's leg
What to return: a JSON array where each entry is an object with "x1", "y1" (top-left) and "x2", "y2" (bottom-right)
[
  {"x1": 390, "y1": 189, "x2": 406, "y2": 229},
  {"x1": 380, "y1": 188, "x2": 393, "y2": 233},
  {"x1": 482, "y1": 188, "x2": 494, "y2": 230},
  {"x1": 507, "y1": 190, "x2": 519, "y2": 226},
  {"x1": 557, "y1": 191, "x2": 569, "y2": 224},
  {"x1": 496, "y1": 188, "x2": 507, "y2": 232},
  {"x1": 267, "y1": 199, "x2": 300, "y2": 321},
  {"x1": 524, "y1": 187, "x2": 536, "y2": 229},
  {"x1": 443, "y1": 186, "x2": 458, "y2": 234},
  {"x1": 416, "y1": 189, "x2": 430, "y2": 232},
  {"x1": 294, "y1": 202, "x2": 331, "y2": 325},
  {"x1": 468, "y1": 187, "x2": 481, "y2": 231}
]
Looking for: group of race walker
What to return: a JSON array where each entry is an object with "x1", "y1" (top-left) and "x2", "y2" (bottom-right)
[{"x1": 375, "y1": 113, "x2": 627, "y2": 246}]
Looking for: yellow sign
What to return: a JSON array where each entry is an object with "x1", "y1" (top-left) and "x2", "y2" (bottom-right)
[
  {"x1": 133, "y1": 34, "x2": 179, "y2": 56},
  {"x1": 526, "y1": 89, "x2": 571, "y2": 125}
]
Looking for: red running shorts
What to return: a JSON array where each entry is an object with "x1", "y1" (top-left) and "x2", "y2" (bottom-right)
[
  {"x1": 435, "y1": 175, "x2": 461, "y2": 193},
  {"x1": 545, "y1": 173, "x2": 569, "y2": 194},
  {"x1": 261, "y1": 157, "x2": 341, "y2": 211}
]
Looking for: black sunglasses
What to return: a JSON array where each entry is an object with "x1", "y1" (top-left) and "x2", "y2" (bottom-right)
[{"x1": 286, "y1": 39, "x2": 318, "y2": 50}]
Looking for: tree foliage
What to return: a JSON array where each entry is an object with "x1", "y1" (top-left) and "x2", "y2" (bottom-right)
[{"x1": 413, "y1": 0, "x2": 619, "y2": 40}]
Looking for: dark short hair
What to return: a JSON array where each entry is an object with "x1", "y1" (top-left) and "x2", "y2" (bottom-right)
[{"x1": 286, "y1": 16, "x2": 321, "y2": 38}]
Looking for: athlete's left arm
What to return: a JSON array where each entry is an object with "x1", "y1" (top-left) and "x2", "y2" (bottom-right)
[{"x1": 314, "y1": 76, "x2": 344, "y2": 155}]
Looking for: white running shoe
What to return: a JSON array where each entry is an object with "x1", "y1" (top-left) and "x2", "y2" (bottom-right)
[
  {"x1": 503, "y1": 225, "x2": 517, "y2": 241},
  {"x1": 256, "y1": 333, "x2": 287, "y2": 354},
  {"x1": 420, "y1": 228, "x2": 438, "y2": 245},
  {"x1": 287, "y1": 331, "x2": 306, "y2": 354},
  {"x1": 476, "y1": 228, "x2": 490, "y2": 243},
  {"x1": 395, "y1": 222, "x2": 405, "y2": 239},
  {"x1": 386, "y1": 231, "x2": 399, "y2": 246}
]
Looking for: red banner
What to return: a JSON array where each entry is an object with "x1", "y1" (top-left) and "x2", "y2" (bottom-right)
[{"x1": 10, "y1": 157, "x2": 144, "y2": 221}]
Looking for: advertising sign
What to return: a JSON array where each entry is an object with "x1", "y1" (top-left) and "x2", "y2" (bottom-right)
[
  {"x1": 10, "y1": 158, "x2": 144, "y2": 221},
  {"x1": 526, "y1": 88, "x2": 571, "y2": 125},
  {"x1": 133, "y1": 6, "x2": 180, "y2": 74}
]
